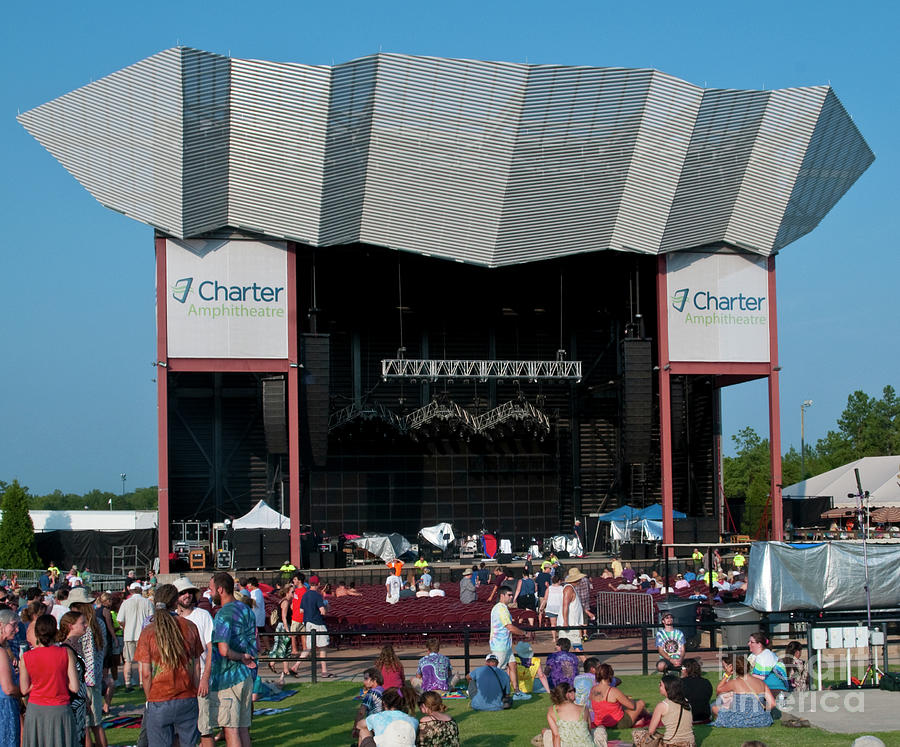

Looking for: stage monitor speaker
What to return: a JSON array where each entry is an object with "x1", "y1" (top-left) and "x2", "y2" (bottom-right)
[
  {"x1": 307, "y1": 551, "x2": 323, "y2": 570},
  {"x1": 621, "y1": 543, "x2": 635, "y2": 561},
  {"x1": 300, "y1": 334, "x2": 330, "y2": 467},
  {"x1": 557, "y1": 550, "x2": 570, "y2": 559},
  {"x1": 498, "y1": 553, "x2": 512, "y2": 564},
  {"x1": 634, "y1": 543, "x2": 647, "y2": 560},
  {"x1": 320, "y1": 551, "x2": 337, "y2": 569},
  {"x1": 621, "y1": 339, "x2": 653, "y2": 464}
]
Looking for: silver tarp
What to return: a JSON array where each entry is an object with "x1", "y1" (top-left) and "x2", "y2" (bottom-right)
[
  {"x1": 550, "y1": 534, "x2": 583, "y2": 557},
  {"x1": 348, "y1": 533, "x2": 411, "y2": 563},
  {"x1": 420, "y1": 523, "x2": 455, "y2": 550},
  {"x1": 745, "y1": 541, "x2": 900, "y2": 612}
]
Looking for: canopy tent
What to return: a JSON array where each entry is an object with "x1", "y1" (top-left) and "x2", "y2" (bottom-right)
[
  {"x1": 782, "y1": 456, "x2": 900, "y2": 507},
  {"x1": 420, "y1": 523, "x2": 455, "y2": 551},
  {"x1": 348, "y1": 533, "x2": 411, "y2": 563},
  {"x1": 593, "y1": 505, "x2": 642, "y2": 522},
  {"x1": 636, "y1": 504, "x2": 687, "y2": 521},
  {"x1": 232, "y1": 500, "x2": 289, "y2": 530}
]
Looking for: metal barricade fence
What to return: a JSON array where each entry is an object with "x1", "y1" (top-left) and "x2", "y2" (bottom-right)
[{"x1": 594, "y1": 591, "x2": 655, "y2": 627}]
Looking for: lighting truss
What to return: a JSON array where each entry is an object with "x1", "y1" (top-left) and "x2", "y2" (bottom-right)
[
  {"x1": 381, "y1": 358, "x2": 581, "y2": 381},
  {"x1": 328, "y1": 401, "x2": 408, "y2": 433},
  {"x1": 406, "y1": 399, "x2": 478, "y2": 431},
  {"x1": 474, "y1": 399, "x2": 550, "y2": 434}
]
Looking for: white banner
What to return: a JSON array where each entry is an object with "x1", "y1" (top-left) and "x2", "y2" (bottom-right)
[
  {"x1": 666, "y1": 252, "x2": 769, "y2": 362},
  {"x1": 165, "y1": 239, "x2": 288, "y2": 359}
]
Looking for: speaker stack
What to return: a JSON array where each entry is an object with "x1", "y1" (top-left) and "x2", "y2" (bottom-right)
[
  {"x1": 621, "y1": 339, "x2": 653, "y2": 465},
  {"x1": 300, "y1": 334, "x2": 330, "y2": 468}
]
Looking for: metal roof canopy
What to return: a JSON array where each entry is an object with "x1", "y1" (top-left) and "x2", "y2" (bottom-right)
[{"x1": 18, "y1": 49, "x2": 873, "y2": 267}]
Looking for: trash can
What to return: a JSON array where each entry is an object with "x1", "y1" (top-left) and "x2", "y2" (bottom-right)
[
  {"x1": 657, "y1": 598, "x2": 700, "y2": 645},
  {"x1": 715, "y1": 604, "x2": 761, "y2": 648}
]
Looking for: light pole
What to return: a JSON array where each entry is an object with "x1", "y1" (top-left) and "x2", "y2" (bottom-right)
[
  {"x1": 800, "y1": 400, "x2": 813, "y2": 479},
  {"x1": 120, "y1": 472, "x2": 127, "y2": 501}
]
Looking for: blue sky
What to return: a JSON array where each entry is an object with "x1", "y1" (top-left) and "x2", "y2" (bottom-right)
[{"x1": 2, "y1": 2, "x2": 897, "y2": 495}]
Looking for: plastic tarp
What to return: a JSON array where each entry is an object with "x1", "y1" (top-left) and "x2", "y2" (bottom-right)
[
  {"x1": 550, "y1": 534, "x2": 583, "y2": 556},
  {"x1": 232, "y1": 500, "x2": 289, "y2": 530},
  {"x1": 420, "y1": 523, "x2": 455, "y2": 550},
  {"x1": 349, "y1": 533, "x2": 411, "y2": 563},
  {"x1": 745, "y1": 541, "x2": 900, "y2": 612}
]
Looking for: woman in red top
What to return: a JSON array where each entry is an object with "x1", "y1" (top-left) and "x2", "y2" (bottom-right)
[
  {"x1": 589, "y1": 664, "x2": 646, "y2": 729},
  {"x1": 19, "y1": 614, "x2": 79, "y2": 747},
  {"x1": 374, "y1": 644, "x2": 405, "y2": 689}
]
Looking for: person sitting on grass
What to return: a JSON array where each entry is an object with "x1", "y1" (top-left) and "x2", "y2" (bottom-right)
[
  {"x1": 631, "y1": 674, "x2": 695, "y2": 746},
  {"x1": 411, "y1": 638, "x2": 459, "y2": 694},
  {"x1": 514, "y1": 641, "x2": 550, "y2": 695},
  {"x1": 375, "y1": 644, "x2": 406, "y2": 690},
  {"x1": 572, "y1": 657, "x2": 599, "y2": 706},
  {"x1": 417, "y1": 691, "x2": 460, "y2": 747},
  {"x1": 679, "y1": 658, "x2": 712, "y2": 723},
  {"x1": 467, "y1": 654, "x2": 510, "y2": 711},
  {"x1": 351, "y1": 668, "x2": 385, "y2": 744},
  {"x1": 711, "y1": 653, "x2": 775, "y2": 729},
  {"x1": 544, "y1": 637, "x2": 580, "y2": 689},
  {"x1": 356, "y1": 686, "x2": 419, "y2": 746},
  {"x1": 589, "y1": 663, "x2": 647, "y2": 730},
  {"x1": 541, "y1": 682, "x2": 596, "y2": 747}
]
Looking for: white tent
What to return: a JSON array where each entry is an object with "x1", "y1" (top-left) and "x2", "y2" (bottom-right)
[
  {"x1": 232, "y1": 500, "x2": 290, "y2": 530},
  {"x1": 782, "y1": 456, "x2": 900, "y2": 507}
]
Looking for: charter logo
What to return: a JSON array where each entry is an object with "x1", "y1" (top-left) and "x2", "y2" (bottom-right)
[
  {"x1": 172, "y1": 277, "x2": 193, "y2": 304},
  {"x1": 671, "y1": 288, "x2": 689, "y2": 312}
]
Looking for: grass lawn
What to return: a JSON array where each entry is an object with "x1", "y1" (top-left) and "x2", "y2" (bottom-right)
[{"x1": 101, "y1": 677, "x2": 898, "y2": 746}]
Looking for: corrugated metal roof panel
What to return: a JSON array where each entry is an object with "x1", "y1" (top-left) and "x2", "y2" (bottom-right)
[{"x1": 18, "y1": 49, "x2": 874, "y2": 264}]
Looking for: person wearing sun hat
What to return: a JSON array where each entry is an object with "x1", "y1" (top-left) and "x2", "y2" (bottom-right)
[
  {"x1": 117, "y1": 580, "x2": 154, "y2": 691},
  {"x1": 559, "y1": 568, "x2": 587, "y2": 650},
  {"x1": 173, "y1": 576, "x2": 215, "y2": 742},
  {"x1": 459, "y1": 568, "x2": 477, "y2": 605}
]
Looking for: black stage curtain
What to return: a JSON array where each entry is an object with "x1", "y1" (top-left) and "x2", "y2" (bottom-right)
[{"x1": 35, "y1": 529, "x2": 158, "y2": 574}]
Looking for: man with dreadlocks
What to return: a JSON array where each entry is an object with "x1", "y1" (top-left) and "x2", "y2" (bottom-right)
[{"x1": 135, "y1": 583, "x2": 204, "y2": 746}]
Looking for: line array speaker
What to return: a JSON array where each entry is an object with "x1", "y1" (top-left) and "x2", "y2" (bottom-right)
[
  {"x1": 621, "y1": 339, "x2": 652, "y2": 464},
  {"x1": 300, "y1": 334, "x2": 330, "y2": 467}
]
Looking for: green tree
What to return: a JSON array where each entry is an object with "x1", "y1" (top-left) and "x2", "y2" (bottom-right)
[
  {"x1": 723, "y1": 427, "x2": 773, "y2": 535},
  {"x1": 0, "y1": 480, "x2": 42, "y2": 569},
  {"x1": 815, "y1": 385, "x2": 900, "y2": 470}
]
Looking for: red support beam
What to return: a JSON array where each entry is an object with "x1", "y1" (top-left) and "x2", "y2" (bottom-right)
[
  {"x1": 155, "y1": 237, "x2": 170, "y2": 574},
  {"x1": 767, "y1": 256, "x2": 783, "y2": 540},
  {"x1": 286, "y1": 244, "x2": 301, "y2": 568},
  {"x1": 656, "y1": 256, "x2": 675, "y2": 548}
]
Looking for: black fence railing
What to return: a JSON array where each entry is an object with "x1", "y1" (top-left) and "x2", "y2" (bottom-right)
[{"x1": 258, "y1": 615, "x2": 900, "y2": 685}]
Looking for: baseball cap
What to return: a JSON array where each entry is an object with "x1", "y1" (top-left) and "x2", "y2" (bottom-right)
[
  {"x1": 129, "y1": 582, "x2": 142, "y2": 590},
  {"x1": 485, "y1": 653, "x2": 499, "y2": 662},
  {"x1": 308, "y1": 575, "x2": 320, "y2": 585}
]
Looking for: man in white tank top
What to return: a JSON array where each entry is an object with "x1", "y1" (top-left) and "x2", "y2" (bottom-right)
[{"x1": 560, "y1": 568, "x2": 586, "y2": 651}]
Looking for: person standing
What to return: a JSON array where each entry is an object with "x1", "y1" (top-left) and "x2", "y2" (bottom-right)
[
  {"x1": 208, "y1": 573, "x2": 258, "y2": 747},
  {"x1": 489, "y1": 585, "x2": 525, "y2": 696},
  {"x1": 691, "y1": 549, "x2": 702, "y2": 571},
  {"x1": 175, "y1": 577, "x2": 215, "y2": 746},
  {"x1": 0, "y1": 608, "x2": 23, "y2": 745},
  {"x1": 118, "y1": 581, "x2": 154, "y2": 691},
  {"x1": 19, "y1": 614, "x2": 79, "y2": 747},
  {"x1": 573, "y1": 519, "x2": 586, "y2": 557},
  {"x1": 293, "y1": 576, "x2": 331, "y2": 678},
  {"x1": 135, "y1": 584, "x2": 203, "y2": 747},
  {"x1": 385, "y1": 570, "x2": 402, "y2": 605},
  {"x1": 560, "y1": 569, "x2": 587, "y2": 652},
  {"x1": 459, "y1": 568, "x2": 477, "y2": 605},
  {"x1": 244, "y1": 578, "x2": 267, "y2": 646},
  {"x1": 70, "y1": 593, "x2": 110, "y2": 747},
  {"x1": 289, "y1": 573, "x2": 307, "y2": 656}
]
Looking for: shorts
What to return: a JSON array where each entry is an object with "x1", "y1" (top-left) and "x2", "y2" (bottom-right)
[
  {"x1": 490, "y1": 648, "x2": 512, "y2": 668},
  {"x1": 144, "y1": 698, "x2": 200, "y2": 746},
  {"x1": 197, "y1": 693, "x2": 212, "y2": 736},
  {"x1": 304, "y1": 622, "x2": 329, "y2": 649},
  {"x1": 123, "y1": 640, "x2": 138, "y2": 663},
  {"x1": 208, "y1": 675, "x2": 254, "y2": 729},
  {"x1": 87, "y1": 683, "x2": 104, "y2": 726},
  {"x1": 290, "y1": 620, "x2": 304, "y2": 633}
]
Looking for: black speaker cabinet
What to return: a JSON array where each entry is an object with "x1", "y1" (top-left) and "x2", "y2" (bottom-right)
[
  {"x1": 498, "y1": 553, "x2": 513, "y2": 564},
  {"x1": 621, "y1": 543, "x2": 635, "y2": 561},
  {"x1": 307, "y1": 551, "x2": 323, "y2": 569},
  {"x1": 320, "y1": 551, "x2": 337, "y2": 569}
]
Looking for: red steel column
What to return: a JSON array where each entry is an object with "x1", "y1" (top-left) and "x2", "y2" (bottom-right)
[
  {"x1": 767, "y1": 256, "x2": 783, "y2": 540},
  {"x1": 155, "y1": 237, "x2": 170, "y2": 574},
  {"x1": 656, "y1": 256, "x2": 675, "y2": 547},
  {"x1": 287, "y1": 245, "x2": 301, "y2": 568}
]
